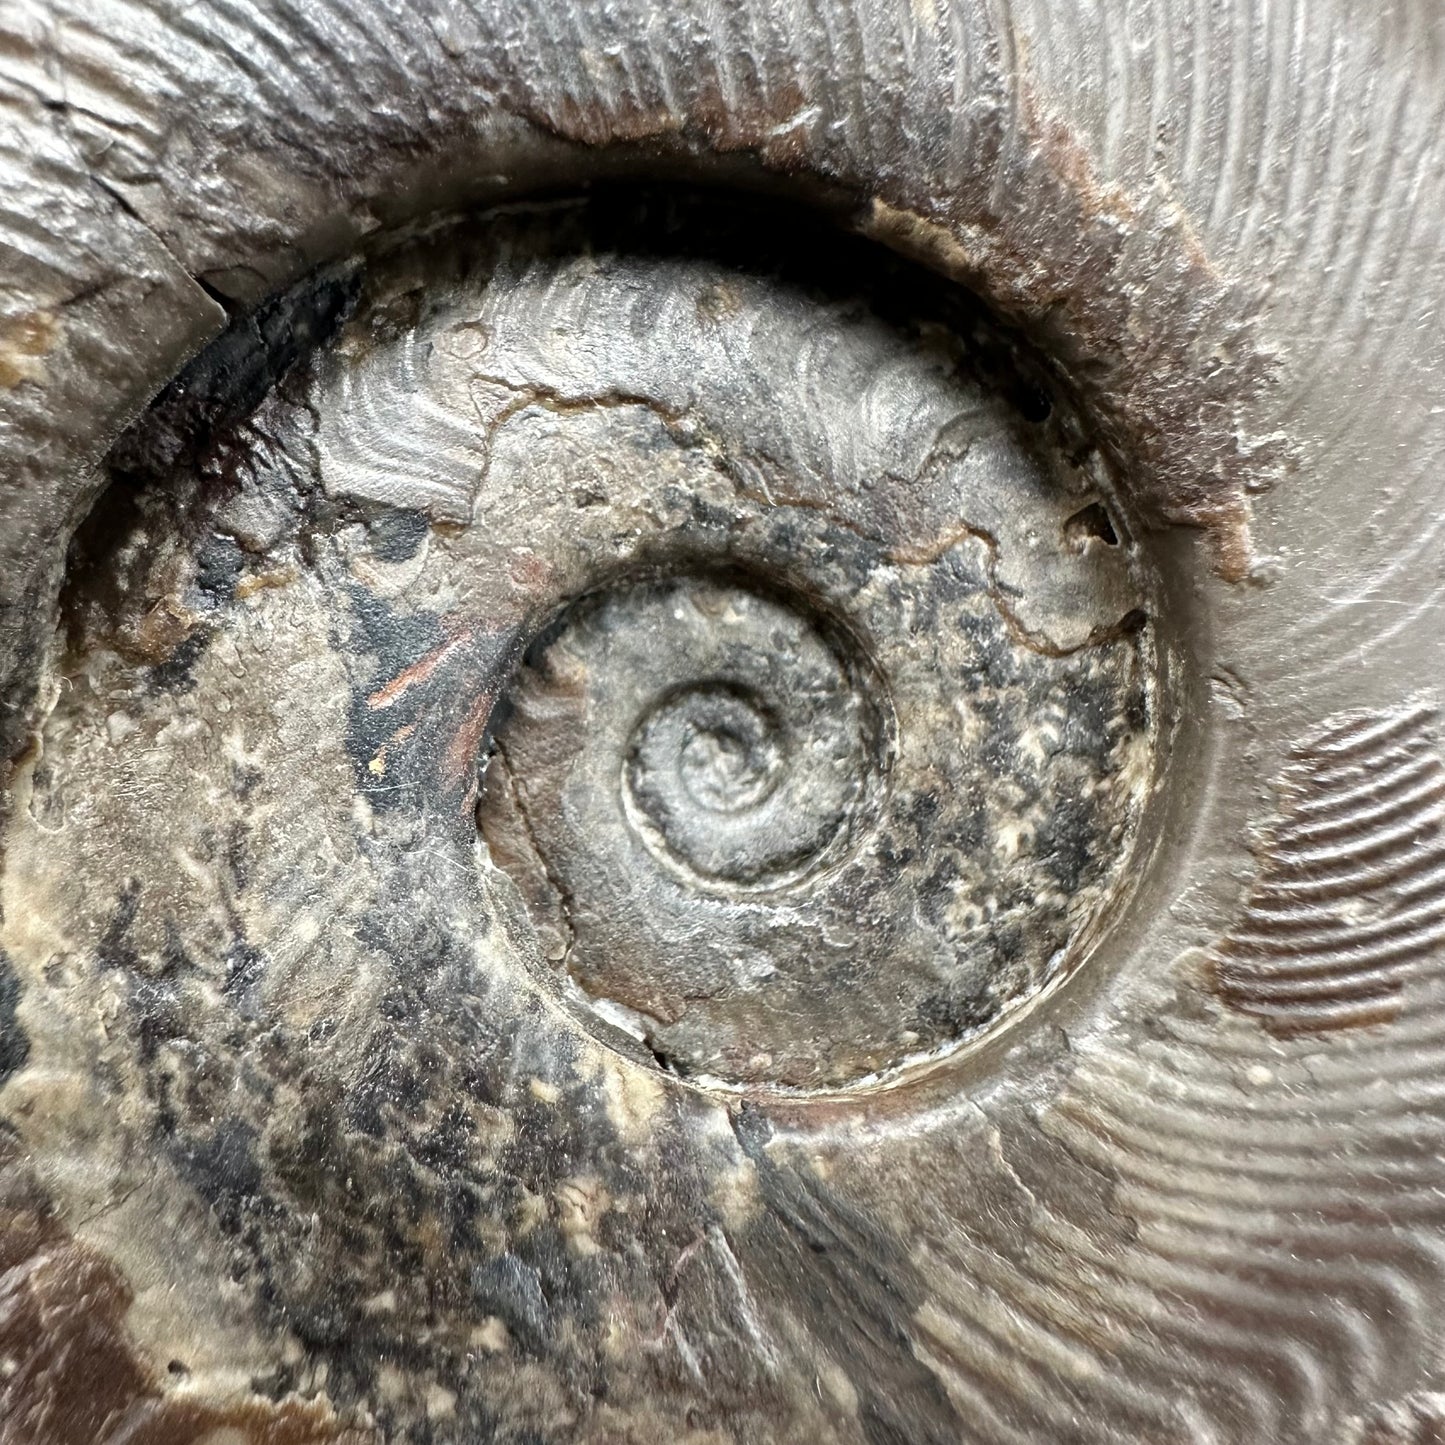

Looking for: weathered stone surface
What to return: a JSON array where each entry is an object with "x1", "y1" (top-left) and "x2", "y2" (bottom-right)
[{"x1": 1, "y1": 3, "x2": 1443, "y2": 1444}]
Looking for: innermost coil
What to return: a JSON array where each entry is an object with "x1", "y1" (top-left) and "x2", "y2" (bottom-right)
[{"x1": 614, "y1": 583, "x2": 874, "y2": 889}]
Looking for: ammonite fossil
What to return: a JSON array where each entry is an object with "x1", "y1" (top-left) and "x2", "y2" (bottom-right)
[{"x1": 0, "y1": 3, "x2": 1442, "y2": 1443}]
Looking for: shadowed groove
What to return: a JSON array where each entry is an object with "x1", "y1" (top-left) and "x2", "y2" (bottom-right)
[
  {"x1": 2, "y1": 2, "x2": 1445, "y2": 1441},
  {"x1": 1001, "y1": 788, "x2": 1445, "y2": 1442},
  {"x1": 1359, "y1": 1392, "x2": 1445, "y2": 1445},
  {"x1": 914, "y1": 1218, "x2": 1228, "y2": 1441},
  {"x1": 8, "y1": 0, "x2": 1425, "y2": 708},
  {"x1": 1035, "y1": 1071, "x2": 1445, "y2": 1441},
  {"x1": 1010, "y1": 888, "x2": 1445, "y2": 1434},
  {"x1": 1212, "y1": 703, "x2": 1445, "y2": 1035}
]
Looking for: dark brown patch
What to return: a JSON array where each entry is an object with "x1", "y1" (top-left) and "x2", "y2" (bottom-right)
[
  {"x1": 862, "y1": 192, "x2": 1258, "y2": 583},
  {"x1": 0, "y1": 1141, "x2": 372, "y2": 1445},
  {"x1": 1211, "y1": 704, "x2": 1445, "y2": 1035}
]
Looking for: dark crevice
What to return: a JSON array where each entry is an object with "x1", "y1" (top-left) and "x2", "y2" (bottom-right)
[
  {"x1": 107, "y1": 262, "x2": 361, "y2": 483},
  {"x1": 479, "y1": 733, "x2": 578, "y2": 963},
  {"x1": 191, "y1": 271, "x2": 243, "y2": 317},
  {"x1": 644, "y1": 1037, "x2": 682, "y2": 1076},
  {"x1": 1064, "y1": 499, "x2": 1120, "y2": 549}
]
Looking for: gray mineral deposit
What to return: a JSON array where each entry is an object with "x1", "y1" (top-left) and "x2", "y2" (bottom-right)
[{"x1": 1, "y1": 4, "x2": 1443, "y2": 1445}]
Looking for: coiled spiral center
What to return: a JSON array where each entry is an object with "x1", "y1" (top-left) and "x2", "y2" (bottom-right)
[{"x1": 613, "y1": 582, "x2": 877, "y2": 888}]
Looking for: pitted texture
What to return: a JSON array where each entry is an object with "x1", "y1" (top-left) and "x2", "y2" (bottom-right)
[
  {"x1": 482, "y1": 535, "x2": 1147, "y2": 1088},
  {"x1": 0, "y1": 203, "x2": 1156, "y2": 1439},
  {"x1": 326, "y1": 211, "x2": 1152, "y2": 1090},
  {"x1": 13, "y1": 0, "x2": 1439, "y2": 752},
  {"x1": 1, "y1": 1, "x2": 1445, "y2": 1442}
]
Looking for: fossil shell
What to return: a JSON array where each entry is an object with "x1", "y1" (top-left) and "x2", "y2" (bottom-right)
[{"x1": 1, "y1": 3, "x2": 1443, "y2": 1444}]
